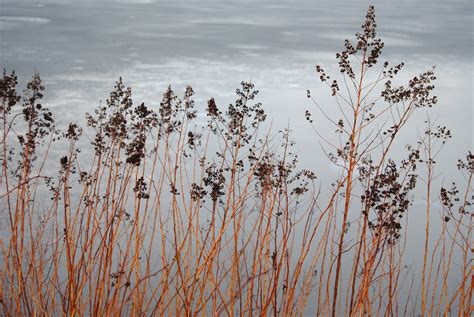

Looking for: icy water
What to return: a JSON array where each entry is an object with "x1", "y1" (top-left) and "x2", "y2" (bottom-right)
[
  {"x1": 1, "y1": 0, "x2": 473, "y2": 314},
  {"x1": 1, "y1": 1, "x2": 472, "y2": 151},
  {"x1": 1, "y1": 0, "x2": 472, "y2": 204}
]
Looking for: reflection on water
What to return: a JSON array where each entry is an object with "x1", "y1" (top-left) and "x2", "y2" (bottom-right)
[{"x1": 1, "y1": 0, "x2": 471, "y2": 151}]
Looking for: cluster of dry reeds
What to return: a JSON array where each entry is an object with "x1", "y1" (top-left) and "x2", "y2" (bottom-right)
[{"x1": 1, "y1": 6, "x2": 472, "y2": 316}]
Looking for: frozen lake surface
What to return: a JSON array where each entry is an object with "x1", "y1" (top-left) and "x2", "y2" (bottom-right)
[
  {"x1": 2, "y1": 0, "x2": 472, "y2": 190},
  {"x1": 1, "y1": 1, "x2": 472, "y2": 152}
]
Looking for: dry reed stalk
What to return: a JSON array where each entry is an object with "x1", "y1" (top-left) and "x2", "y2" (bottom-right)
[{"x1": 1, "y1": 7, "x2": 472, "y2": 316}]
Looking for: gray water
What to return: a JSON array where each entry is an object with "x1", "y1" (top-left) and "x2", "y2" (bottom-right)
[
  {"x1": 1, "y1": 0, "x2": 472, "y2": 171},
  {"x1": 1, "y1": 0, "x2": 473, "y2": 314},
  {"x1": 2, "y1": 0, "x2": 472, "y2": 208}
]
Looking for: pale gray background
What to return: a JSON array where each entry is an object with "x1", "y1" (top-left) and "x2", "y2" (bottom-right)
[{"x1": 1, "y1": 1, "x2": 473, "y2": 310}]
